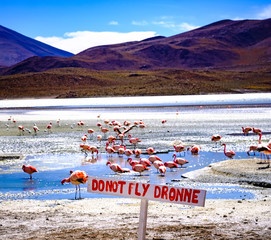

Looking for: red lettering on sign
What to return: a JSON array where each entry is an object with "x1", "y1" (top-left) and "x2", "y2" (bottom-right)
[
  {"x1": 98, "y1": 180, "x2": 105, "y2": 191},
  {"x1": 184, "y1": 189, "x2": 192, "y2": 203},
  {"x1": 169, "y1": 188, "x2": 175, "y2": 201},
  {"x1": 142, "y1": 184, "x2": 150, "y2": 197},
  {"x1": 112, "y1": 181, "x2": 118, "y2": 192},
  {"x1": 154, "y1": 186, "x2": 161, "y2": 198},
  {"x1": 128, "y1": 183, "x2": 134, "y2": 195},
  {"x1": 118, "y1": 181, "x2": 126, "y2": 194},
  {"x1": 135, "y1": 183, "x2": 141, "y2": 196},
  {"x1": 175, "y1": 188, "x2": 184, "y2": 202},
  {"x1": 106, "y1": 180, "x2": 113, "y2": 192},
  {"x1": 92, "y1": 179, "x2": 98, "y2": 191},
  {"x1": 161, "y1": 186, "x2": 168, "y2": 199},
  {"x1": 192, "y1": 190, "x2": 200, "y2": 204}
]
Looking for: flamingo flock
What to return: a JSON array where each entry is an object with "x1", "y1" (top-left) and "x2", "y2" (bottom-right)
[{"x1": 1, "y1": 114, "x2": 270, "y2": 201}]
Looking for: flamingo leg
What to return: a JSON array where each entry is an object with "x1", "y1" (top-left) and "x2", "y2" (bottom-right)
[
  {"x1": 75, "y1": 185, "x2": 78, "y2": 200},
  {"x1": 79, "y1": 185, "x2": 81, "y2": 199}
]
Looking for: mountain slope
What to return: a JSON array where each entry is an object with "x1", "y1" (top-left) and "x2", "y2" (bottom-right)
[
  {"x1": 1, "y1": 18, "x2": 271, "y2": 75},
  {"x1": 0, "y1": 25, "x2": 74, "y2": 67}
]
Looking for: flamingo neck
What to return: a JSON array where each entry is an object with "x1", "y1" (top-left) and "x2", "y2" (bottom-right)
[{"x1": 259, "y1": 134, "x2": 262, "y2": 144}]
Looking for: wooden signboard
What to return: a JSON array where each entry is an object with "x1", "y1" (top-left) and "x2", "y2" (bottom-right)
[{"x1": 87, "y1": 176, "x2": 206, "y2": 239}]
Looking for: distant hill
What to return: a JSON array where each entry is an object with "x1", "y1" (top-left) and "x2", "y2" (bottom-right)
[
  {"x1": 0, "y1": 25, "x2": 74, "y2": 67},
  {"x1": 1, "y1": 18, "x2": 271, "y2": 76}
]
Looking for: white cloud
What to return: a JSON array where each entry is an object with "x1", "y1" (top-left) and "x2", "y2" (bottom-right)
[
  {"x1": 109, "y1": 21, "x2": 119, "y2": 25},
  {"x1": 35, "y1": 31, "x2": 157, "y2": 54},
  {"x1": 257, "y1": 4, "x2": 271, "y2": 19},
  {"x1": 152, "y1": 20, "x2": 199, "y2": 32}
]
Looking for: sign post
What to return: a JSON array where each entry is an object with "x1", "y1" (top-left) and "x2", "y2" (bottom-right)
[{"x1": 87, "y1": 176, "x2": 206, "y2": 240}]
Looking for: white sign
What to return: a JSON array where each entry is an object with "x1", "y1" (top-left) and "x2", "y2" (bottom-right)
[{"x1": 87, "y1": 176, "x2": 206, "y2": 207}]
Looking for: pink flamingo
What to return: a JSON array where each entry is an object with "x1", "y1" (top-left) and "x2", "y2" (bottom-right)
[
  {"x1": 164, "y1": 161, "x2": 178, "y2": 171},
  {"x1": 153, "y1": 160, "x2": 164, "y2": 173},
  {"x1": 174, "y1": 144, "x2": 186, "y2": 156},
  {"x1": 187, "y1": 145, "x2": 201, "y2": 155},
  {"x1": 146, "y1": 147, "x2": 155, "y2": 155},
  {"x1": 128, "y1": 134, "x2": 141, "y2": 149},
  {"x1": 133, "y1": 148, "x2": 142, "y2": 158},
  {"x1": 211, "y1": 134, "x2": 222, "y2": 146},
  {"x1": 172, "y1": 154, "x2": 189, "y2": 167},
  {"x1": 242, "y1": 127, "x2": 252, "y2": 136},
  {"x1": 247, "y1": 133, "x2": 262, "y2": 156},
  {"x1": 105, "y1": 142, "x2": 115, "y2": 156},
  {"x1": 81, "y1": 134, "x2": 87, "y2": 142},
  {"x1": 106, "y1": 161, "x2": 130, "y2": 173},
  {"x1": 132, "y1": 163, "x2": 150, "y2": 176},
  {"x1": 18, "y1": 125, "x2": 24, "y2": 135},
  {"x1": 139, "y1": 158, "x2": 152, "y2": 167},
  {"x1": 148, "y1": 155, "x2": 162, "y2": 163},
  {"x1": 22, "y1": 165, "x2": 38, "y2": 179},
  {"x1": 61, "y1": 170, "x2": 88, "y2": 199},
  {"x1": 127, "y1": 158, "x2": 140, "y2": 167},
  {"x1": 125, "y1": 148, "x2": 134, "y2": 157},
  {"x1": 221, "y1": 143, "x2": 236, "y2": 159},
  {"x1": 158, "y1": 165, "x2": 166, "y2": 176},
  {"x1": 80, "y1": 144, "x2": 91, "y2": 157},
  {"x1": 253, "y1": 128, "x2": 262, "y2": 135},
  {"x1": 256, "y1": 145, "x2": 271, "y2": 168},
  {"x1": 89, "y1": 146, "x2": 99, "y2": 155}
]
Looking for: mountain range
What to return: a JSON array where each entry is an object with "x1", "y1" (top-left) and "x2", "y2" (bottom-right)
[
  {"x1": 0, "y1": 19, "x2": 271, "y2": 98},
  {"x1": 0, "y1": 25, "x2": 73, "y2": 68}
]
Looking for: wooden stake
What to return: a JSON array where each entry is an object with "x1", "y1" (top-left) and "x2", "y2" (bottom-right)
[{"x1": 138, "y1": 199, "x2": 149, "y2": 240}]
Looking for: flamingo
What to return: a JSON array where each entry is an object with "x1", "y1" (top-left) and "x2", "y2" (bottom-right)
[
  {"x1": 128, "y1": 134, "x2": 141, "y2": 149},
  {"x1": 80, "y1": 144, "x2": 91, "y2": 157},
  {"x1": 253, "y1": 128, "x2": 262, "y2": 135},
  {"x1": 112, "y1": 140, "x2": 122, "y2": 152},
  {"x1": 108, "y1": 135, "x2": 116, "y2": 143},
  {"x1": 174, "y1": 144, "x2": 186, "y2": 156},
  {"x1": 61, "y1": 170, "x2": 88, "y2": 199},
  {"x1": 187, "y1": 145, "x2": 201, "y2": 155},
  {"x1": 146, "y1": 147, "x2": 155, "y2": 155},
  {"x1": 134, "y1": 148, "x2": 142, "y2": 158},
  {"x1": 256, "y1": 145, "x2": 271, "y2": 168},
  {"x1": 256, "y1": 133, "x2": 270, "y2": 165},
  {"x1": 33, "y1": 125, "x2": 39, "y2": 135},
  {"x1": 158, "y1": 165, "x2": 166, "y2": 176},
  {"x1": 153, "y1": 160, "x2": 164, "y2": 172},
  {"x1": 148, "y1": 155, "x2": 162, "y2": 163},
  {"x1": 87, "y1": 129, "x2": 95, "y2": 138},
  {"x1": 105, "y1": 142, "x2": 115, "y2": 156},
  {"x1": 247, "y1": 133, "x2": 262, "y2": 156},
  {"x1": 139, "y1": 158, "x2": 152, "y2": 167},
  {"x1": 46, "y1": 122, "x2": 52, "y2": 133},
  {"x1": 221, "y1": 143, "x2": 236, "y2": 159},
  {"x1": 164, "y1": 161, "x2": 178, "y2": 171},
  {"x1": 97, "y1": 134, "x2": 102, "y2": 146},
  {"x1": 242, "y1": 127, "x2": 252, "y2": 136},
  {"x1": 125, "y1": 148, "x2": 134, "y2": 157},
  {"x1": 106, "y1": 161, "x2": 130, "y2": 173},
  {"x1": 127, "y1": 157, "x2": 140, "y2": 167},
  {"x1": 81, "y1": 134, "x2": 87, "y2": 142},
  {"x1": 22, "y1": 165, "x2": 38, "y2": 179},
  {"x1": 101, "y1": 126, "x2": 110, "y2": 136},
  {"x1": 172, "y1": 154, "x2": 189, "y2": 167},
  {"x1": 18, "y1": 125, "x2": 24, "y2": 135},
  {"x1": 89, "y1": 146, "x2": 99, "y2": 155},
  {"x1": 132, "y1": 163, "x2": 150, "y2": 176},
  {"x1": 211, "y1": 134, "x2": 222, "y2": 146}
]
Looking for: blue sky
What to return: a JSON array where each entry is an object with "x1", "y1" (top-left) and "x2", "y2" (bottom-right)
[{"x1": 1, "y1": 0, "x2": 271, "y2": 54}]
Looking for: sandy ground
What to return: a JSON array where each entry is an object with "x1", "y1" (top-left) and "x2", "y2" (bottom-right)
[{"x1": 0, "y1": 159, "x2": 270, "y2": 240}]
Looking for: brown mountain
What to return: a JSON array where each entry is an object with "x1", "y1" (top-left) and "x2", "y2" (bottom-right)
[
  {"x1": 1, "y1": 18, "x2": 271, "y2": 76},
  {"x1": 0, "y1": 25, "x2": 74, "y2": 67}
]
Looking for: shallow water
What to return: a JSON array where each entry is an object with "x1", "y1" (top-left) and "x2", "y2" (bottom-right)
[{"x1": 0, "y1": 94, "x2": 270, "y2": 201}]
